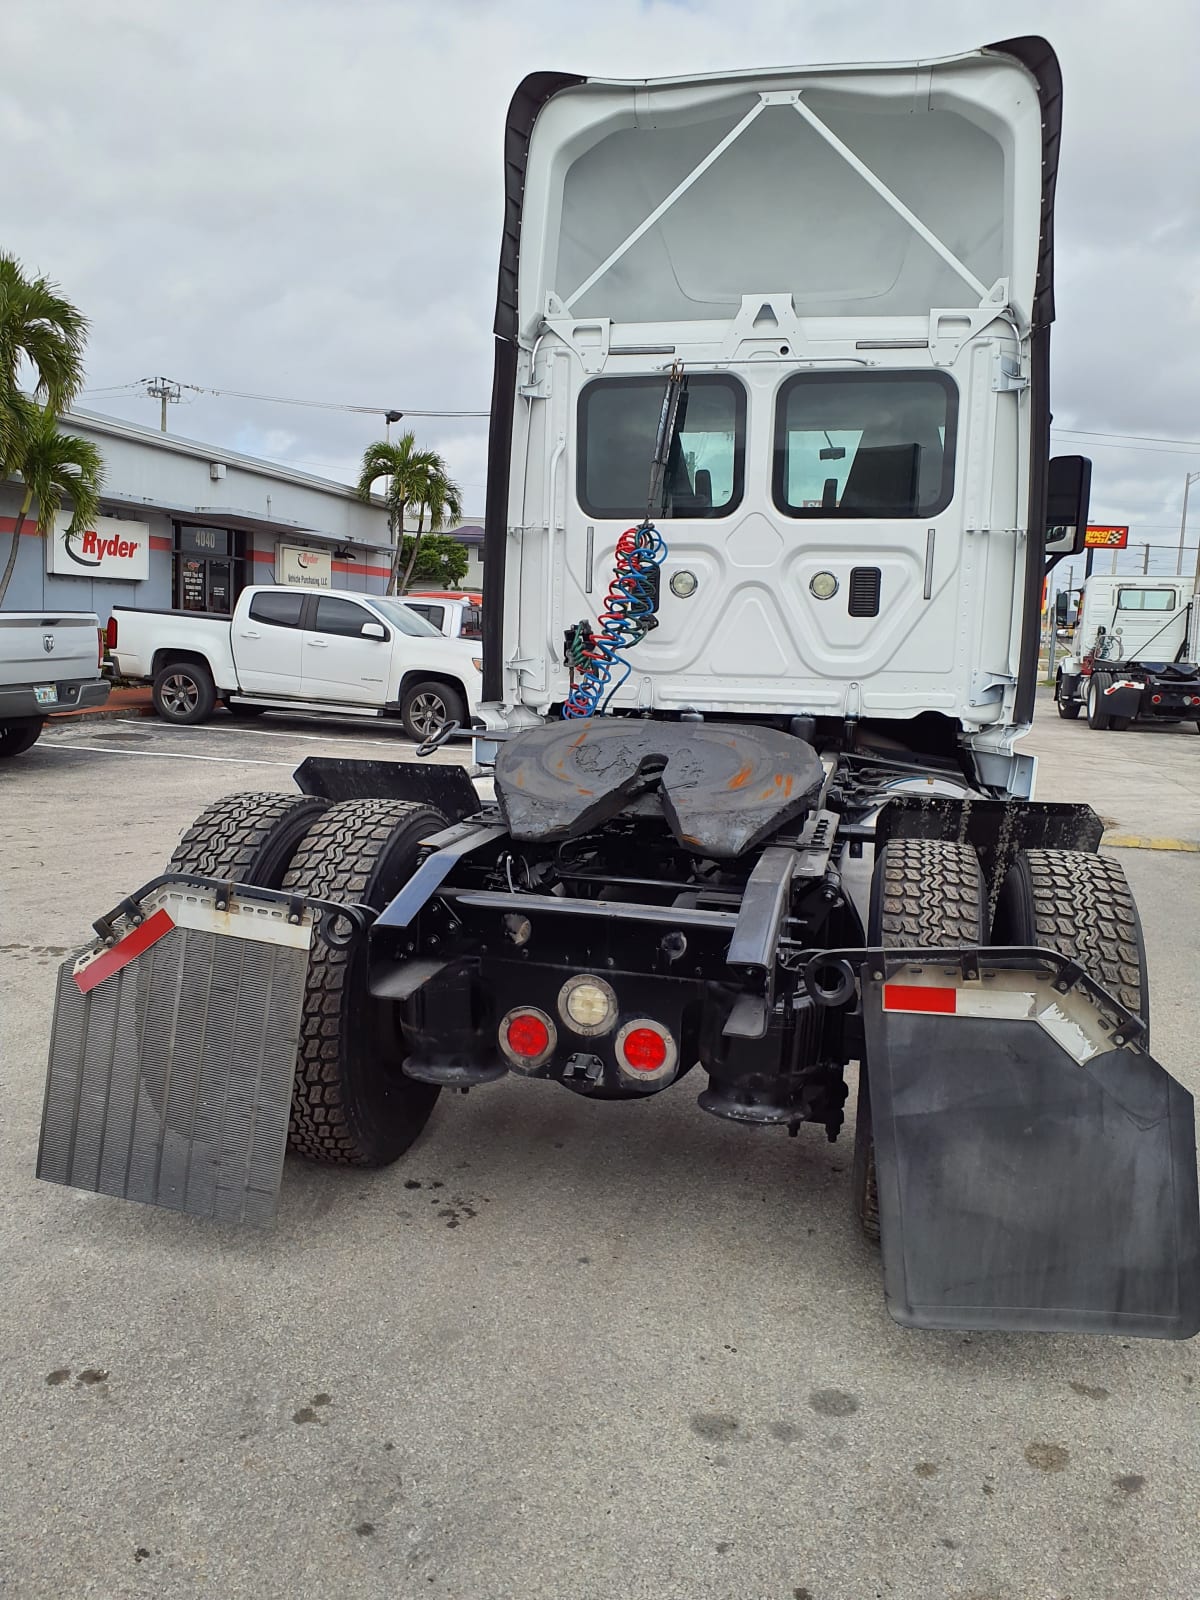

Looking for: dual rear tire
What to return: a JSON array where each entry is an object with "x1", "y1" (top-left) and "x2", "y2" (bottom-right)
[{"x1": 170, "y1": 791, "x2": 446, "y2": 1168}]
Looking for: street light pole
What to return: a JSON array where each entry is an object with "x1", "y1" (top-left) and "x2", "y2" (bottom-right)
[{"x1": 1178, "y1": 471, "x2": 1200, "y2": 577}]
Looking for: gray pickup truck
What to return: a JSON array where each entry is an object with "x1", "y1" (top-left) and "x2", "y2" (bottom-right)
[{"x1": 0, "y1": 611, "x2": 109, "y2": 756}]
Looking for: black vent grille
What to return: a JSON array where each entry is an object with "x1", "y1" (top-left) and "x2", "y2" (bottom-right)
[{"x1": 848, "y1": 567, "x2": 881, "y2": 618}]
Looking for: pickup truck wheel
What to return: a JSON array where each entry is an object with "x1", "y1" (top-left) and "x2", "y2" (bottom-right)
[
  {"x1": 854, "y1": 839, "x2": 986, "y2": 1243},
  {"x1": 1086, "y1": 674, "x2": 1111, "y2": 730},
  {"x1": 282, "y1": 799, "x2": 448, "y2": 1166},
  {"x1": 154, "y1": 661, "x2": 217, "y2": 724},
  {"x1": 993, "y1": 848, "x2": 1149, "y2": 1026},
  {"x1": 400, "y1": 680, "x2": 465, "y2": 743},
  {"x1": 169, "y1": 791, "x2": 330, "y2": 886},
  {"x1": 0, "y1": 719, "x2": 44, "y2": 757}
]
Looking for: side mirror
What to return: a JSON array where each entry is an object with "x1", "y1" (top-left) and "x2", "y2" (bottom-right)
[
  {"x1": 1055, "y1": 591, "x2": 1069, "y2": 627},
  {"x1": 1045, "y1": 455, "x2": 1092, "y2": 554},
  {"x1": 361, "y1": 621, "x2": 387, "y2": 641}
]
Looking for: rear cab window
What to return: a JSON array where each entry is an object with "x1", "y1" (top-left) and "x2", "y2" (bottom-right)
[
  {"x1": 248, "y1": 590, "x2": 305, "y2": 627},
  {"x1": 772, "y1": 372, "x2": 957, "y2": 517},
  {"x1": 577, "y1": 375, "x2": 745, "y2": 519}
]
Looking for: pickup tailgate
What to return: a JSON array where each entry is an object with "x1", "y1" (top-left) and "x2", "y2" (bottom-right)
[{"x1": 0, "y1": 613, "x2": 99, "y2": 683}]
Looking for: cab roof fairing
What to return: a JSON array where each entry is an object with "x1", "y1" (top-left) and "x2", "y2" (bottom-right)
[{"x1": 494, "y1": 40, "x2": 1059, "y2": 351}]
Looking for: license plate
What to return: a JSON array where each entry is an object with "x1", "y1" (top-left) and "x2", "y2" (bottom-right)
[{"x1": 34, "y1": 685, "x2": 58, "y2": 706}]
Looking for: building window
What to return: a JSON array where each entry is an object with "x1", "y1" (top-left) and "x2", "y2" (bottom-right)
[{"x1": 174, "y1": 524, "x2": 246, "y2": 613}]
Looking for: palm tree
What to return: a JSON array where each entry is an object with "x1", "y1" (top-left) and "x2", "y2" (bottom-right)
[
  {"x1": 354, "y1": 432, "x2": 440, "y2": 594},
  {"x1": 0, "y1": 400, "x2": 104, "y2": 606},
  {"x1": 400, "y1": 467, "x2": 464, "y2": 593},
  {"x1": 0, "y1": 254, "x2": 88, "y2": 468}
]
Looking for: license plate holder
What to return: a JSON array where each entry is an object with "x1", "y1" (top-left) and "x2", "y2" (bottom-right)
[{"x1": 34, "y1": 684, "x2": 58, "y2": 706}]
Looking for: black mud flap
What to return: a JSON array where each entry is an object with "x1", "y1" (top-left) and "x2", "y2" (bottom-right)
[
  {"x1": 37, "y1": 883, "x2": 313, "y2": 1224},
  {"x1": 862, "y1": 962, "x2": 1200, "y2": 1338}
]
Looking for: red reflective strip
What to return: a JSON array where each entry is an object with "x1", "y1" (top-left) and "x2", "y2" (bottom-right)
[
  {"x1": 74, "y1": 908, "x2": 175, "y2": 994},
  {"x1": 882, "y1": 983, "x2": 957, "y2": 1015}
]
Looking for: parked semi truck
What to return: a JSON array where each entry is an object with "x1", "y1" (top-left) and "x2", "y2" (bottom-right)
[
  {"x1": 1054, "y1": 574, "x2": 1200, "y2": 730},
  {"x1": 39, "y1": 39, "x2": 1200, "y2": 1338}
]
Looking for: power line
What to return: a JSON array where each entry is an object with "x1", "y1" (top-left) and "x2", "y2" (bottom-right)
[
  {"x1": 1051, "y1": 426, "x2": 1200, "y2": 457},
  {"x1": 81, "y1": 375, "x2": 488, "y2": 419}
]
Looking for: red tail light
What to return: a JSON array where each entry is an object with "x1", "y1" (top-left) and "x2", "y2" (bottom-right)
[
  {"x1": 615, "y1": 1019, "x2": 677, "y2": 1083},
  {"x1": 498, "y1": 1007, "x2": 556, "y2": 1071},
  {"x1": 106, "y1": 616, "x2": 118, "y2": 649},
  {"x1": 1152, "y1": 694, "x2": 1162, "y2": 705}
]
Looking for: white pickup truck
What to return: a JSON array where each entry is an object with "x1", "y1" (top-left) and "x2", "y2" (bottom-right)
[
  {"x1": 0, "y1": 611, "x2": 109, "y2": 757},
  {"x1": 108, "y1": 585, "x2": 484, "y2": 740}
]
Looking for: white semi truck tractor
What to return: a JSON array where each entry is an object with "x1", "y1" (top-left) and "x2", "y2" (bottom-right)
[{"x1": 39, "y1": 37, "x2": 1200, "y2": 1338}]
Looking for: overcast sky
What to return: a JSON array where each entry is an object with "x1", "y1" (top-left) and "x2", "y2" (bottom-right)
[{"x1": 6, "y1": 0, "x2": 1199, "y2": 576}]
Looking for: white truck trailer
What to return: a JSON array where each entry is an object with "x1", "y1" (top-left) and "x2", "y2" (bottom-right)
[
  {"x1": 38, "y1": 38, "x2": 1199, "y2": 1338},
  {"x1": 1054, "y1": 574, "x2": 1200, "y2": 730}
]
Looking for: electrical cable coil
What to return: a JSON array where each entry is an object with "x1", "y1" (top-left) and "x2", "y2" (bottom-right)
[{"x1": 562, "y1": 523, "x2": 666, "y2": 719}]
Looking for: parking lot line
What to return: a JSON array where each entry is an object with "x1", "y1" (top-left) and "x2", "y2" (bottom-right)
[
  {"x1": 108, "y1": 718, "x2": 413, "y2": 749},
  {"x1": 37, "y1": 742, "x2": 293, "y2": 768}
]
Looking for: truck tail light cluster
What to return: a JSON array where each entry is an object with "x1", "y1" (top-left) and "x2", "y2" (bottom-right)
[
  {"x1": 106, "y1": 616, "x2": 119, "y2": 650},
  {"x1": 97, "y1": 626, "x2": 105, "y2": 668},
  {"x1": 1152, "y1": 695, "x2": 1162, "y2": 704}
]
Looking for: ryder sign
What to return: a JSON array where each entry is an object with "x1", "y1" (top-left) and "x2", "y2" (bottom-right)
[{"x1": 46, "y1": 513, "x2": 151, "y2": 581}]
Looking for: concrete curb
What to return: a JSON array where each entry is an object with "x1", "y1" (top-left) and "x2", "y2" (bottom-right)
[{"x1": 45, "y1": 705, "x2": 156, "y2": 733}]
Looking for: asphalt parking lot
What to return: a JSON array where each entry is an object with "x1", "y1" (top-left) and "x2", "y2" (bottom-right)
[{"x1": 2, "y1": 701, "x2": 1198, "y2": 1600}]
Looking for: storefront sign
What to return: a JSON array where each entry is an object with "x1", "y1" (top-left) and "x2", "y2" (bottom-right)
[
  {"x1": 46, "y1": 513, "x2": 151, "y2": 580},
  {"x1": 1085, "y1": 524, "x2": 1129, "y2": 549},
  {"x1": 278, "y1": 544, "x2": 333, "y2": 588}
]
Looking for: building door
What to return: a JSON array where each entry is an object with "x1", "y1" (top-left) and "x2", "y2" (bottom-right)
[{"x1": 174, "y1": 525, "x2": 245, "y2": 612}]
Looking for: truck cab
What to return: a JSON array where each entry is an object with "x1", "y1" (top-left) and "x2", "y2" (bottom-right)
[{"x1": 1055, "y1": 575, "x2": 1200, "y2": 729}]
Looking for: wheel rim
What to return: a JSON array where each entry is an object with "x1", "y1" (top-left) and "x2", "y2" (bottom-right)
[
  {"x1": 163, "y1": 673, "x2": 199, "y2": 715},
  {"x1": 410, "y1": 693, "x2": 447, "y2": 736}
]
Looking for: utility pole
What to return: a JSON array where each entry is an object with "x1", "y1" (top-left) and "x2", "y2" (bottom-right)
[
  {"x1": 145, "y1": 377, "x2": 181, "y2": 432},
  {"x1": 1141, "y1": 542, "x2": 1151, "y2": 575},
  {"x1": 1178, "y1": 471, "x2": 1200, "y2": 576}
]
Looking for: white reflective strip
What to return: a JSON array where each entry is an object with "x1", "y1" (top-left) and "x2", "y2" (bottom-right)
[
  {"x1": 1033, "y1": 1001, "x2": 1103, "y2": 1065},
  {"x1": 948, "y1": 989, "x2": 1036, "y2": 1021}
]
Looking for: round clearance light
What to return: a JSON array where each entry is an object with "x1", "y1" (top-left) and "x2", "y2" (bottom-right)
[
  {"x1": 499, "y1": 1007, "x2": 556, "y2": 1071},
  {"x1": 669, "y1": 570, "x2": 698, "y2": 599},
  {"x1": 615, "y1": 1018, "x2": 678, "y2": 1085},
  {"x1": 558, "y1": 974, "x2": 618, "y2": 1036},
  {"x1": 809, "y1": 571, "x2": 839, "y2": 601}
]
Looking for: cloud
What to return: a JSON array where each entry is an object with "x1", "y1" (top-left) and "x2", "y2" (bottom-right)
[{"x1": 6, "y1": 0, "x2": 1199, "y2": 569}]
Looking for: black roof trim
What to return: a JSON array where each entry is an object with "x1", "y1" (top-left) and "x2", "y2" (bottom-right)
[
  {"x1": 493, "y1": 71, "x2": 585, "y2": 342},
  {"x1": 985, "y1": 35, "x2": 1062, "y2": 327}
]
